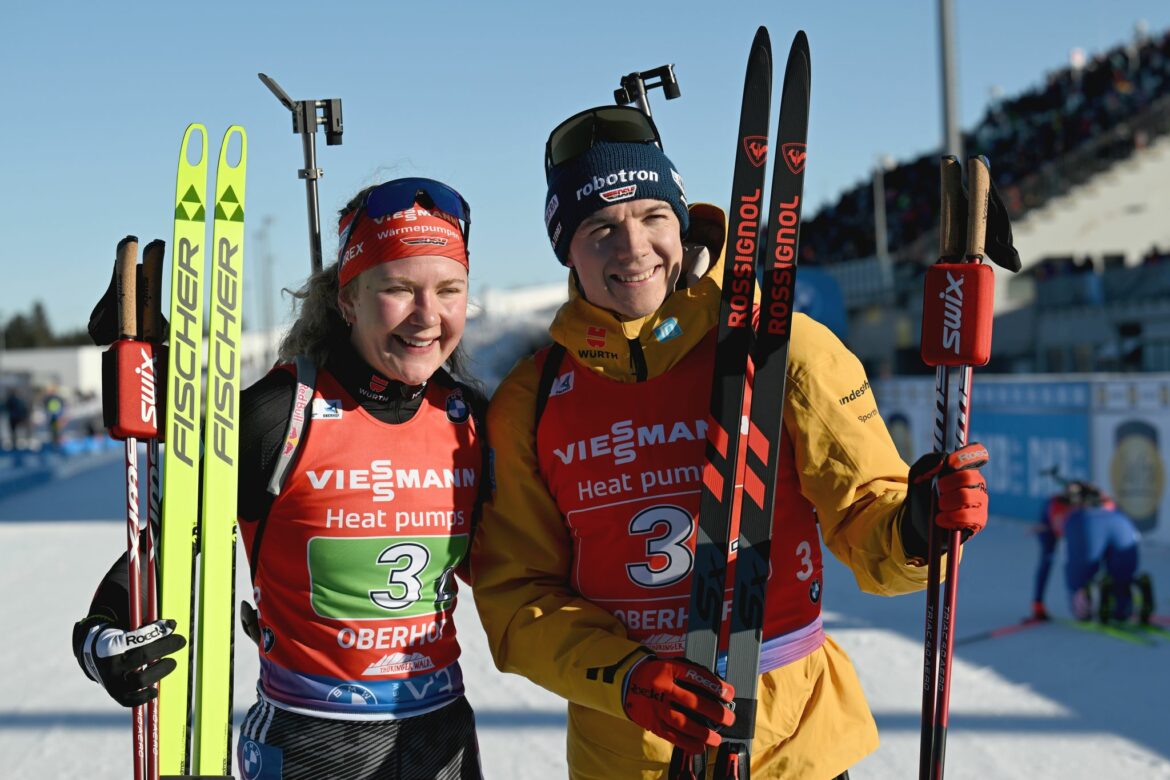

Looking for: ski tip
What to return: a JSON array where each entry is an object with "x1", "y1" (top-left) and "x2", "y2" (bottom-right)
[
  {"x1": 751, "y1": 26, "x2": 773, "y2": 68},
  {"x1": 786, "y1": 31, "x2": 810, "y2": 82},
  {"x1": 221, "y1": 124, "x2": 248, "y2": 144},
  {"x1": 792, "y1": 30, "x2": 809, "y2": 60},
  {"x1": 180, "y1": 124, "x2": 208, "y2": 167},
  {"x1": 218, "y1": 125, "x2": 248, "y2": 170}
]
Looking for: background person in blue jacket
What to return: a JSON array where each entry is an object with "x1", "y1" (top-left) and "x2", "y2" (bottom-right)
[{"x1": 1060, "y1": 481, "x2": 1154, "y2": 623}]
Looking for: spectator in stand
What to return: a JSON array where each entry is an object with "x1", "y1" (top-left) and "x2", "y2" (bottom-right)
[{"x1": 801, "y1": 27, "x2": 1170, "y2": 268}]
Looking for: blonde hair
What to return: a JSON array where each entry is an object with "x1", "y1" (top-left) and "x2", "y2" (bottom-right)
[
  {"x1": 276, "y1": 186, "x2": 377, "y2": 366},
  {"x1": 277, "y1": 263, "x2": 348, "y2": 367}
]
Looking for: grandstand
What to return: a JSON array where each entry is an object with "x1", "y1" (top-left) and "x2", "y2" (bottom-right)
[{"x1": 808, "y1": 24, "x2": 1170, "y2": 376}]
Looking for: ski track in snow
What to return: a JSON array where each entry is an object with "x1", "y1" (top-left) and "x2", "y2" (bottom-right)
[{"x1": 1, "y1": 458, "x2": 1167, "y2": 779}]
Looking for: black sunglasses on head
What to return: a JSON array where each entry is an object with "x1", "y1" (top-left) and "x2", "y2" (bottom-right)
[
  {"x1": 544, "y1": 105, "x2": 663, "y2": 175},
  {"x1": 338, "y1": 177, "x2": 471, "y2": 266}
]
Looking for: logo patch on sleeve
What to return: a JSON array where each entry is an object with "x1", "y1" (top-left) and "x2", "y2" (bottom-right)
[
  {"x1": 550, "y1": 371, "x2": 575, "y2": 397},
  {"x1": 653, "y1": 317, "x2": 681, "y2": 343},
  {"x1": 311, "y1": 398, "x2": 343, "y2": 420}
]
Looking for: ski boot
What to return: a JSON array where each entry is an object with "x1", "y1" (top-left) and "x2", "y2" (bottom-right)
[{"x1": 1134, "y1": 572, "x2": 1155, "y2": 625}]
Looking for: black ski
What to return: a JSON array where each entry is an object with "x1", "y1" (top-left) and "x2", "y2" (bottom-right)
[
  {"x1": 715, "y1": 32, "x2": 810, "y2": 780},
  {"x1": 672, "y1": 26, "x2": 773, "y2": 780},
  {"x1": 671, "y1": 28, "x2": 811, "y2": 780}
]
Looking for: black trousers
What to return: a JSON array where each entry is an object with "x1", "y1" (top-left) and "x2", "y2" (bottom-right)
[{"x1": 237, "y1": 695, "x2": 482, "y2": 779}]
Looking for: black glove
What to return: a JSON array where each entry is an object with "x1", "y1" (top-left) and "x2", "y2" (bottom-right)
[
  {"x1": 79, "y1": 618, "x2": 186, "y2": 707},
  {"x1": 900, "y1": 442, "x2": 990, "y2": 560},
  {"x1": 985, "y1": 176, "x2": 1021, "y2": 273},
  {"x1": 943, "y1": 173, "x2": 1020, "y2": 273},
  {"x1": 240, "y1": 601, "x2": 261, "y2": 646},
  {"x1": 87, "y1": 237, "x2": 169, "y2": 346}
]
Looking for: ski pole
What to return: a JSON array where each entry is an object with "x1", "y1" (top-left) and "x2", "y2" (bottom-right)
[
  {"x1": 140, "y1": 239, "x2": 165, "y2": 780},
  {"x1": 918, "y1": 155, "x2": 964, "y2": 778},
  {"x1": 931, "y1": 158, "x2": 992, "y2": 780},
  {"x1": 258, "y1": 73, "x2": 343, "y2": 274},
  {"x1": 114, "y1": 237, "x2": 149, "y2": 780},
  {"x1": 918, "y1": 156, "x2": 995, "y2": 779}
]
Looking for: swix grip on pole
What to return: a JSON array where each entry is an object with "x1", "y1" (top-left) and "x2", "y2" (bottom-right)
[
  {"x1": 103, "y1": 236, "x2": 160, "y2": 441},
  {"x1": 920, "y1": 263, "x2": 994, "y2": 366},
  {"x1": 921, "y1": 158, "x2": 995, "y2": 367}
]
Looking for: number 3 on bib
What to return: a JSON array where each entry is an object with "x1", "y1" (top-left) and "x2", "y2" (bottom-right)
[
  {"x1": 370, "y1": 542, "x2": 430, "y2": 610},
  {"x1": 794, "y1": 540, "x2": 814, "y2": 581},
  {"x1": 626, "y1": 505, "x2": 695, "y2": 588},
  {"x1": 308, "y1": 535, "x2": 469, "y2": 619}
]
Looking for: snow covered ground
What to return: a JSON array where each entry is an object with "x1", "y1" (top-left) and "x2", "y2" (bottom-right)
[{"x1": 1, "y1": 455, "x2": 1168, "y2": 779}]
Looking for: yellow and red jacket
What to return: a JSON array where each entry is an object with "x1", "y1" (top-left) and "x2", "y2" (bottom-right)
[{"x1": 471, "y1": 204, "x2": 932, "y2": 778}]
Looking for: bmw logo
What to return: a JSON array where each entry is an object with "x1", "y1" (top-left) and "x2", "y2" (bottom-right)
[
  {"x1": 446, "y1": 393, "x2": 470, "y2": 423},
  {"x1": 327, "y1": 684, "x2": 377, "y2": 706},
  {"x1": 262, "y1": 628, "x2": 276, "y2": 653},
  {"x1": 809, "y1": 579, "x2": 821, "y2": 603},
  {"x1": 241, "y1": 739, "x2": 263, "y2": 779}
]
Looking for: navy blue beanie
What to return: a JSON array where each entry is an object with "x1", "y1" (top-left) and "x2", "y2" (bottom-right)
[{"x1": 544, "y1": 141, "x2": 689, "y2": 265}]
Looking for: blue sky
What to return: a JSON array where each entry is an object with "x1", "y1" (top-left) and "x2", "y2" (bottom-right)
[{"x1": 4, "y1": 1, "x2": 1170, "y2": 334}]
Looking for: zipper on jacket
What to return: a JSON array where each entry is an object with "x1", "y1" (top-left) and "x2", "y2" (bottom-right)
[{"x1": 628, "y1": 338, "x2": 648, "y2": 382}]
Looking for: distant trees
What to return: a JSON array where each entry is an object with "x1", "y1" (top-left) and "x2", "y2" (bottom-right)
[{"x1": 2, "y1": 302, "x2": 89, "y2": 348}]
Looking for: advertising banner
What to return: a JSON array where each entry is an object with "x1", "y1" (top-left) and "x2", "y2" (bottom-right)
[
  {"x1": 874, "y1": 375, "x2": 1169, "y2": 542},
  {"x1": 1090, "y1": 377, "x2": 1170, "y2": 539}
]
